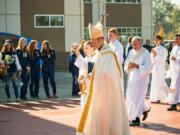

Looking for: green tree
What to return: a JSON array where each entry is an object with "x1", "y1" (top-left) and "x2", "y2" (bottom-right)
[
  {"x1": 153, "y1": 0, "x2": 177, "y2": 37},
  {"x1": 169, "y1": 5, "x2": 180, "y2": 34}
]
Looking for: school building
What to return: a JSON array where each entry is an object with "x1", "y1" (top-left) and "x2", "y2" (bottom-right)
[{"x1": 0, "y1": 0, "x2": 152, "y2": 71}]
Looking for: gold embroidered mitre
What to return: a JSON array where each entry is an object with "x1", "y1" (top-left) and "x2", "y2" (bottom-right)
[{"x1": 88, "y1": 21, "x2": 104, "y2": 39}]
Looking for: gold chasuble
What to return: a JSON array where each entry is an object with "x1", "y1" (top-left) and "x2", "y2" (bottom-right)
[{"x1": 76, "y1": 45, "x2": 131, "y2": 135}]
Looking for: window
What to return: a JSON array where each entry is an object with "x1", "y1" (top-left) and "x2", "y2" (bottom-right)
[
  {"x1": 106, "y1": 0, "x2": 141, "y2": 4},
  {"x1": 113, "y1": 27, "x2": 141, "y2": 36},
  {"x1": 107, "y1": 27, "x2": 142, "y2": 45},
  {"x1": 106, "y1": 0, "x2": 112, "y2": 2},
  {"x1": 84, "y1": 0, "x2": 92, "y2": 3},
  {"x1": 84, "y1": 27, "x2": 90, "y2": 40},
  {"x1": 35, "y1": 15, "x2": 64, "y2": 28},
  {"x1": 84, "y1": 27, "x2": 141, "y2": 45}
]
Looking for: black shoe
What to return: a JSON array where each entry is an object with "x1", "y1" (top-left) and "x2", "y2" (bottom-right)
[
  {"x1": 20, "y1": 97, "x2": 28, "y2": 101},
  {"x1": 34, "y1": 95, "x2": 40, "y2": 99},
  {"x1": 72, "y1": 94, "x2": 76, "y2": 96},
  {"x1": 151, "y1": 100, "x2": 160, "y2": 103},
  {"x1": 129, "y1": 120, "x2": 136, "y2": 126},
  {"x1": 130, "y1": 117, "x2": 140, "y2": 126},
  {"x1": 72, "y1": 94, "x2": 80, "y2": 97},
  {"x1": 142, "y1": 108, "x2": 151, "y2": 121},
  {"x1": 157, "y1": 100, "x2": 160, "y2": 103},
  {"x1": 75, "y1": 94, "x2": 80, "y2": 97},
  {"x1": 167, "y1": 104, "x2": 177, "y2": 111},
  {"x1": 31, "y1": 95, "x2": 35, "y2": 98},
  {"x1": 135, "y1": 117, "x2": 140, "y2": 126}
]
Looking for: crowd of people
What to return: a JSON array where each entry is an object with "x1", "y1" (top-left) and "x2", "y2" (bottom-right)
[
  {"x1": 0, "y1": 38, "x2": 57, "y2": 102},
  {"x1": 68, "y1": 22, "x2": 180, "y2": 134}
]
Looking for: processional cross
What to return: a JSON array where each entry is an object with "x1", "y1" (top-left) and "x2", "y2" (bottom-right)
[{"x1": 101, "y1": 5, "x2": 108, "y2": 31}]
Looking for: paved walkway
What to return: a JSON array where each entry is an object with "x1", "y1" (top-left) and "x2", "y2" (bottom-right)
[
  {"x1": 0, "y1": 99, "x2": 179, "y2": 135},
  {"x1": 0, "y1": 72, "x2": 73, "y2": 104},
  {"x1": 0, "y1": 72, "x2": 170, "y2": 103},
  {"x1": 0, "y1": 72, "x2": 179, "y2": 135}
]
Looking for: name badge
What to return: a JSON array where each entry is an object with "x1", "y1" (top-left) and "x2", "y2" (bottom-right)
[
  {"x1": 35, "y1": 51, "x2": 39, "y2": 56},
  {"x1": 23, "y1": 52, "x2": 27, "y2": 57}
]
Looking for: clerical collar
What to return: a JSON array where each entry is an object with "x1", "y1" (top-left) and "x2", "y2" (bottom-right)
[{"x1": 98, "y1": 45, "x2": 104, "y2": 51}]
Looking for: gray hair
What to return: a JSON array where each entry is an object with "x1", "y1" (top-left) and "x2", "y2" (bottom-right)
[{"x1": 132, "y1": 36, "x2": 143, "y2": 43}]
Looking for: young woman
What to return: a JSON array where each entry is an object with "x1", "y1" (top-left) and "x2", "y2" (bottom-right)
[
  {"x1": 27, "y1": 40, "x2": 41, "y2": 98},
  {"x1": 16, "y1": 38, "x2": 31, "y2": 101},
  {"x1": 74, "y1": 40, "x2": 97, "y2": 110},
  {"x1": 0, "y1": 39, "x2": 22, "y2": 102},
  {"x1": 41, "y1": 40, "x2": 57, "y2": 98}
]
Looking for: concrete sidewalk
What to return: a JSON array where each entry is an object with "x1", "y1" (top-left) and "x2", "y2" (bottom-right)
[
  {"x1": 0, "y1": 72, "x2": 73, "y2": 104},
  {"x1": 0, "y1": 71, "x2": 178, "y2": 135},
  {"x1": 0, "y1": 72, "x2": 171, "y2": 104},
  {"x1": 0, "y1": 99, "x2": 179, "y2": 135}
]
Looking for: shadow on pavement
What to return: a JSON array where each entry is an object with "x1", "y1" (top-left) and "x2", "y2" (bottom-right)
[
  {"x1": 0, "y1": 99, "x2": 79, "y2": 135},
  {"x1": 141, "y1": 122, "x2": 180, "y2": 134},
  {"x1": 1, "y1": 99, "x2": 80, "y2": 111}
]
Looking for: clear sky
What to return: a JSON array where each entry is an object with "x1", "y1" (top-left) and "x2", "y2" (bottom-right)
[{"x1": 171, "y1": 0, "x2": 180, "y2": 6}]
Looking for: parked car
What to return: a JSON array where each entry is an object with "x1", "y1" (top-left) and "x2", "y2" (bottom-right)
[{"x1": 163, "y1": 40, "x2": 174, "y2": 48}]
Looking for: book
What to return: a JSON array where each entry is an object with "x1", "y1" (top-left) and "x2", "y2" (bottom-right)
[{"x1": 88, "y1": 62, "x2": 94, "y2": 74}]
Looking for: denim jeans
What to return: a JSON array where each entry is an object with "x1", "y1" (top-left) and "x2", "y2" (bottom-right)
[
  {"x1": 4, "y1": 72, "x2": 19, "y2": 98},
  {"x1": 42, "y1": 66, "x2": 56, "y2": 96},
  {"x1": 20, "y1": 69, "x2": 30, "y2": 98},
  {"x1": 72, "y1": 73, "x2": 79, "y2": 95}
]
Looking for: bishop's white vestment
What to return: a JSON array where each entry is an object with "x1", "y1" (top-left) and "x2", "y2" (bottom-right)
[{"x1": 76, "y1": 45, "x2": 130, "y2": 135}]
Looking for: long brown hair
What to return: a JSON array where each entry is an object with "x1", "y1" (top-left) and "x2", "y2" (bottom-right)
[
  {"x1": 1, "y1": 42, "x2": 15, "y2": 54},
  {"x1": 17, "y1": 37, "x2": 28, "y2": 52},
  {"x1": 27, "y1": 40, "x2": 37, "y2": 59},
  {"x1": 41, "y1": 40, "x2": 52, "y2": 56}
]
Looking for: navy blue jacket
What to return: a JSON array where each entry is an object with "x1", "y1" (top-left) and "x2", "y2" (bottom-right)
[
  {"x1": 29, "y1": 49, "x2": 41, "y2": 69},
  {"x1": 69, "y1": 52, "x2": 79, "y2": 75},
  {"x1": 16, "y1": 49, "x2": 30, "y2": 70},
  {"x1": 42, "y1": 49, "x2": 56, "y2": 68},
  {"x1": 143, "y1": 44, "x2": 152, "y2": 53}
]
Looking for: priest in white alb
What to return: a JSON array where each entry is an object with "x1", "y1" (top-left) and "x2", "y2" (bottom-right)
[
  {"x1": 76, "y1": 22, "x2": 130, "y2": 135},
  {"x1": 150, "y1": 35, "x2": 169, "y2": 103},
  {"x1": 125, "y1": 36, "x2": 151, "y2": 126},
  {"x1": 167, "y1": 34, "x2": 180, "y2": 111}
]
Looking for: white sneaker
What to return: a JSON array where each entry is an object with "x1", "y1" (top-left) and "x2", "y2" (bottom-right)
[{"x1": 16, "y1": 98, "x2": 22, "y2": 102}]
